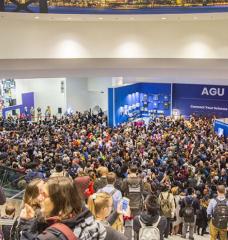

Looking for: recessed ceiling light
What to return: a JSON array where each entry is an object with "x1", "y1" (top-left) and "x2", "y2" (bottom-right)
[
  {"x1": 130, "y1": 17, "x2": 135, "y2": 20},
  {"x1": 98, "y1": 17, "x2": 103, "y2": 20},
  {"x1": 193, "y1": 16, "x2": 198, "y2": 20},
  {"x1": 161, "y1": 17, "x2": 167, "y2": 20},
  {"x1": 34, "y1": 16, "x2": 40, "y2": 19},
  {"x1": 67, "y1": 17, "x2": 72, "y2": 20}
]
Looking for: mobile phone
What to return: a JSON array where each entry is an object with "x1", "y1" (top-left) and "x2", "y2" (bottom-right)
[{"x1": 122, "y1": 197, "x2": 129, "y2": 213}]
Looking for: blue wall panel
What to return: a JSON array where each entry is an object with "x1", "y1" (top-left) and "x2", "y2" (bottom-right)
[
  {"x1": 109, "y1": 83, "x2": 171, "y2": 126},
  {"x1": 173, "y1": 84, "x2": 228, "y2": 118}
]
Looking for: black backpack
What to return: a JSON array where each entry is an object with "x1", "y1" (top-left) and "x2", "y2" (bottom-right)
[
  {"x1": 212, "y1": 198, "x2": 228, "y2": 229},
  {"x1": 126, "y1": 177, "x2": 142, "y2": 209},
  {"x1": 183, "y1": 199, "x2": 195, "y2": 223}
]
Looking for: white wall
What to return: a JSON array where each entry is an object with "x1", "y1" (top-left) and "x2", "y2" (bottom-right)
[
  {"x1": 66, "y1": 77, "x2": 112, "y2": 112},
  {"x1": 87, "y1": 77, "x2": 112, "y2": 111},
  {"x1": 66, "y1": 77, "x2": 89, "y2": 112},
  {"x1": 15, "y1": 78, "x2": 67, "y2": 115},
  {"x1": 1, "y1": 16, "x2": 228, "y2": 59}
]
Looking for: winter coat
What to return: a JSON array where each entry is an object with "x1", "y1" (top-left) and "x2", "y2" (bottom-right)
[
  {"x1": 18, "y1": 207, "x2": 123, "y2": 240},
  {"x1": 133, "y1": 211, "x2": 167, "y2": 240}
]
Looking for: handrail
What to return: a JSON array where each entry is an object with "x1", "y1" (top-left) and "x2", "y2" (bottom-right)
[
  {"x1": 9, "y1": 189, "x2": 25, "y2": 199},
  {"x1": 0, "y1": 165, "x2": 26, "y2": 175},
  {"x1": 3, "y1": 174, "x2": 26, "y2": 188}
]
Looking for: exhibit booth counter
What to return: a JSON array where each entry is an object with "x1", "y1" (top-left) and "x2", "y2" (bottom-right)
[{"x1": 108, "y1": 82, "x2": 228, "y2": 127}]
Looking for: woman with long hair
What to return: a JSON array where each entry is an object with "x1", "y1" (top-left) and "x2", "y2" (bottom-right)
[{"x1": 18, "y1": 177, "x2": 106, "y2": 240}]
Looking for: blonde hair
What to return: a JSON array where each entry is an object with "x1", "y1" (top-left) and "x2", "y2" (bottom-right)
[
  {"x1": 87, "y1": 192, "x2": 112, "y2": 218},
  {"x1": 171, "y1": 186, "x2": 179, "y2": 195},
  {"x1": 97, "y1": 167, "x2": 109, "y2": 177}
]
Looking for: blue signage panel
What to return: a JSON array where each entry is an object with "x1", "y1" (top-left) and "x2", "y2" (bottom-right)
[{"x1": 173, "y1": 84, "x2": 228, "y2": 118}]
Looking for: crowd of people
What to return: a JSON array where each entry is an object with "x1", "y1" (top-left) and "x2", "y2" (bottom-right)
[{"x1": 0, "y1": 110, "x2": 227, "y2": 240}]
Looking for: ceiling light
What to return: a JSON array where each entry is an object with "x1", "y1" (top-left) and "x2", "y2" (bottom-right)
[
  {"x1": 34, "y1": 16, "x2": 40, "y2": 19},
  {"x1": 98, "y1": 17, "x2": 103, "y2": 20},
  {"x1": 161, "y1": 17, "x2": 167, "y2": 20},
  {"x1": 130, "y1": 17, "x2": 135, "y2": 20},
  {"x1": 67, "y1": 17, "x2": 72, "y2": 20},
  {"x1": 193, "y1": 16, "x2": 198, "y2": 20}
]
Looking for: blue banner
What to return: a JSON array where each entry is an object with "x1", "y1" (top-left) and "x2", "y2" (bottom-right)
[{"x1": 173, "y1": 83, "x2": 228, "y2": 118}]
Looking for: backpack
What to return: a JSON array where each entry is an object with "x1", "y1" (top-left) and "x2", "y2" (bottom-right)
[
  {"x1": 212, "y1": 198, "x2": 228, "y2": 229},
  {"x1": 138, "y1": 216, "x2": 161, "y2": 240},
  {"x1": 39, "y1": 223, "x2": 78, "y2": 240},
  {"x1": 183, "y1": 199, "x2": 195, "y2": 223},
  {"x1": 160, "y1": 193, "x2": 172, "y2": 218},
  {"x1": 126, "y1": 178, "x2": 142, "y2": 209}
]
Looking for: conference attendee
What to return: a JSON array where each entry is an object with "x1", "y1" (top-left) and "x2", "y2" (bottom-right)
[
  {"x1": 94, "y1": 166, "x2": 108, "y2": 192},
  {"x1": 1, "y1": 202, "x2": 16, "y2": 240},
  {"x1": 18, "y1": 177, "x2": 107, "y2": 240},
  {"x1": 207, "y1": 185, "x2": 228, "y2": 240},
  {"x1": 133, "y1": 194, "x2": 167, "y2": 240},
  {"x1": 45, "y1": 106, "x2": 51, "y2": 121},
  {"x1": 50, "y1": 164, "x2": 69, "y2": 178},
  {"x1": 158, "y1": 183, "x2": 175, "y2": 239},
  {"x1": 98, "y1": 172, "x2": 123, "y2": 231},
  {"x1": 98, "y1": 172, "x2": 122, "y2": 210},
  {"x1": 30, "y1": 107, "x2": 35, "y2": 122},
  {"x1": 11, "y1": 178, "x2": 45, "y2": 240},
  {"x1": 87, "y1": 192, "x2": 127, "y2": 240},
  {"x1": 180, "y1": 187, "x2": 200, "y2": 240},
  {"x1": 171, "y1": 186, "x2": 183, "y2": 236},
  {"x1": 37, "y1": 107, "x2": 42, "y2": 121},
  {"x1": 122, "y1": 165, "x2": 144, "y2": 217}
]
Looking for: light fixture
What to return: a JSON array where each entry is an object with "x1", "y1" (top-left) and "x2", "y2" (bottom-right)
[
  {"x1": 67, "y1": 17, "x2": 72, "y2": 20},
  {"x1": 193, "y1": 16, "x2": 198, "y2": 20},
  {"x1": 34, "y1": 16, "x2": 40, "y2": 19},
  {"x1": 130, "y1": 17, "x2": 135, "y2": 20},
  {"x1": 98, "y1": 17, "x2": 103, "y2": 20},
  {"x1": 161, "y1": 17, "x2": 167, "y2": 20}
]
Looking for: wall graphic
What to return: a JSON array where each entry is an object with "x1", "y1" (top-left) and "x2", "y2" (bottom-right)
[{"x1": 173, "y1": 83, "x2": 228, "y2": 118}]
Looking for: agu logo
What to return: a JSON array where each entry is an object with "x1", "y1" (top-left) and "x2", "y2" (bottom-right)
[{"x1": 201, "y1": 87, "x2": 225, "y2": 96}]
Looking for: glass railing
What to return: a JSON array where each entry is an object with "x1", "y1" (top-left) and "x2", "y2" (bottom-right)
[{"x1": 0, "y1": 165, "x2": 26, "y2": 191}]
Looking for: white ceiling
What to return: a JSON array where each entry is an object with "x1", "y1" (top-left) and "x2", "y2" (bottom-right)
[
  {"x1": 0, "y1": 12, "x2": 228, "y2": 84},
  {"x1": 1, "y1": 11, "x2": 228, "y2": 22},
  {"x1": 0, "y1": 58, "x2": 227, "y2": 85}
]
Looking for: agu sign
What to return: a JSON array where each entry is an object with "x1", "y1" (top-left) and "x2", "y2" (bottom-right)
[
  {"x1": 173, "y1": 84, "x2": 228, "y2": 118},
  {"x1": 201, "y1": 87, "x2": 225, "y2": 96}
]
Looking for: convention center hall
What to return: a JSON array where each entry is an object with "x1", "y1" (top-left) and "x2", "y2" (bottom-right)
[{"x1": 0, "y1": 1, "x2": 227, "y2": 240}]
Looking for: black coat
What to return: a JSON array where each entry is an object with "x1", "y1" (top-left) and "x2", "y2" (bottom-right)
[
  {"x1": 133, "y1": 212, "x2": 167, "y2": 240},
  {"x1": 18, "y1": 207, "x2": 127, "y2": 240}
]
